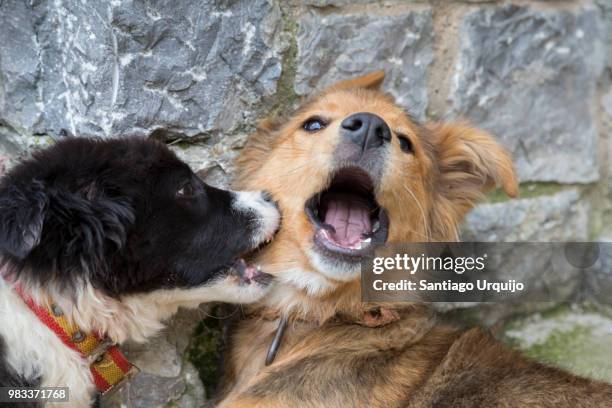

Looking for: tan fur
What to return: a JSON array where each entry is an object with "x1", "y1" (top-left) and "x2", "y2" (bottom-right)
[{"x1": 221, "y1": 72, "x2": 611, "y2": 407}]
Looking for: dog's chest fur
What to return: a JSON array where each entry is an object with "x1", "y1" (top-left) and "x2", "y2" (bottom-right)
[
  {"x1": 0, "y1": 281, "x2": 96, "y2": 407},
  {"x1": 221, "y1": 308, "x2": 612, "y2": 408},
  {"x1": 220, "y1": 309, "x2": 455, "y2": 407},
  {"x1": 221, "y1": 318, "x2": 278, "y2": 400}
]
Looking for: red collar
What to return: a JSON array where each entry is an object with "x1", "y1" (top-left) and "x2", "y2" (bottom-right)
[{"x1": 13, "y1": 284, "x2": 138, "y2": 395}]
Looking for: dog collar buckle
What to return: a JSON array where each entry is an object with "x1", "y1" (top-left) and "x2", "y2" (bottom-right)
[
  {"x1": 88, "y1": 341, "x2": 138, "y2": 395},
  {"x1": 99, "y1": 363, "x2": 140, "y2": 397},
  {"x1": 88, "y1": 338, "x2": 115, "y2": 365}
]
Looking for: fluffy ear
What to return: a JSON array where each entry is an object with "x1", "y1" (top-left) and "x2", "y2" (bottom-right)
[
  {"x1": 0, "y1": 176, "x2": 135, "y2": 272},
  {"x1": 0, "y1": 180, "x2": 48, "y2": 259},
  {"x1": 325, "y1": 71, "x2": 385, "y2": 92},
  {"x1": 429, "y1": 123, "x2": 518, "y2": 239},
  {"x1": 47, "y1": 187, "x2": 135, "y2": 270}
]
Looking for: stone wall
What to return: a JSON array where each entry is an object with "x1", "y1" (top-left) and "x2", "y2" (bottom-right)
[{"x1": 1, "y1": 0, "x2": 611, "y2": 406}]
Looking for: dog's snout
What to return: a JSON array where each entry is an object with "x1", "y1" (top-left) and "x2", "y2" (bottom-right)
[
  {"x1": 341, "y1": 112, "x2": 391, "y2": 152},
  {"x1": 233, "y1": 191, "x2": 281, "y2": 246}
]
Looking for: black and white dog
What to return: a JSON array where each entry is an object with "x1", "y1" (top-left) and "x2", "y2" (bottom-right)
[{"x1": 0, "y1": 137, "x2": 280, "y2": 406}]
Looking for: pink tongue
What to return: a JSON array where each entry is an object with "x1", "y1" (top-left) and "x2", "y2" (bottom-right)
[{"x1": 324, "y1": 193, "x2": 372, "y2": 246}]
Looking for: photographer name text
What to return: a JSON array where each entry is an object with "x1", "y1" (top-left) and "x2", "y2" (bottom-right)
[{"x1": 370, "y1": 254, "x2": 525, "y2": 294}]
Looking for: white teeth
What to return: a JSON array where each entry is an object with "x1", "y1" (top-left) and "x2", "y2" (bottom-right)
[{"x1": 373, "y1": 220, "x2": 380, "y2": 232}]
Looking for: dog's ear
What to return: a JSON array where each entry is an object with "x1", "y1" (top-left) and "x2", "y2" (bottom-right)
[
  {"x1": 0, "y1": 177, "x2": 134, "y2": 269},
  {"x1": 49, "y1": 186, "x2": 135, "y2": 269},
  {"x1": 325, "y1": 71, "x2": 385, "y2": 92},
  {"x1": 429, "y1": 123, "x2": 518, "y2": 239},
  {"x1": 433, "y1": 123, "x2": 518, "y2": 198},
  {"x1": 0, "y1": 180, "x2": 48, "y2": 259}
]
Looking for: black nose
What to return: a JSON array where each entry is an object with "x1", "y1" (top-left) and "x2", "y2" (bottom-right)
[{"x1": 341, "y1": 112, "x2": 391, "y2": 152}]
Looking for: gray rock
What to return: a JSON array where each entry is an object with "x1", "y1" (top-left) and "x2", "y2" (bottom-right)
[
  {"x1": 596, "y1": 0, "x2": 612, "y2": 67},
  {"x1": 295, "y1": 8, "x2": 433, "y2": 120},
  {"x1": 437, "y1": 191, "x2": 588, "y2": 316},
  {"x1": 127, "y1": 336, "x2": 183, "y2": 379},
  {"x1": 463, "y1": 190, "x2": 589, "y2": 241},
  {"x1": 103, "y1": 365, "x2": 205, "y2": 408},
  {"x1": 502, "y1": 307, "x2": 612, "y2": 382},
  {"x1": 603, "y1": 89, "x2": 612, "y2": 195},
  {"x1": 0, "y1": 0, "x2": 285, "y2": 139},
  {"x1": 452, "y1": 191, "x2": 590, "y2": 319},
  {"x1": 0, "y1": 1, "x2": 43, "y2": 134},
  {"x1": 0, "y1": 126, "x2": 55, "y2": 170},
  {"x1": 298, "y1": 0, "x2": 387, "y2": 6},
  {"x1": 450, "y1": 5, "x2": 605, "y2": 183},
  {"x1": 585, "y1": 237, "x2": 612, "y2": 306},
  {"x1": 603, "y1": 89, "x2": 612, "y2": 119},
  {"x1": 169, "y1": 132, "x2": 249, "y2": 188},
  {"x1": 102, "y1": 309, "x2": 206, "y2": 408}
]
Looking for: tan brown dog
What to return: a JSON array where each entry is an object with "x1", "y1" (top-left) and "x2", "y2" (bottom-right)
[{"x1": 218, "y1": 72, "x2": 612, "y2": 407}]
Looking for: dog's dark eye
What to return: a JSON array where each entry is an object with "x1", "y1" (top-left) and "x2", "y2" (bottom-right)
[
  {"x1": 176, "y1": 183, "x2": 196, "y2": 198},
  {"x1": 302, "y1": 117, "x2": 327, "y2": 132},
  {"x1": 398, "y1": 135, "x2": 414, "y2": 154}
]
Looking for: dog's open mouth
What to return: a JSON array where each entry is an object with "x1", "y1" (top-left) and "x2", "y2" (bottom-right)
[
  {"x1": 305, "y1": 167, "x2": 389, "y2": 257},
  {"x1": 228, "y1": 259, "x2": 273, "y2": 286}
]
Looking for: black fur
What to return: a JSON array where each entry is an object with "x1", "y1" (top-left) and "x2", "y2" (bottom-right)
[{"x1": 0, "y1": 137, "x2": 260, "y2": 296}]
